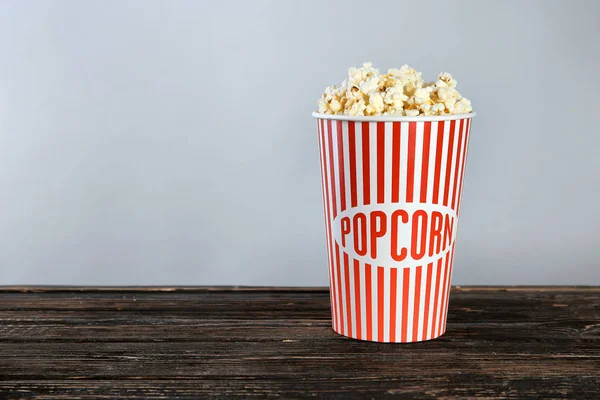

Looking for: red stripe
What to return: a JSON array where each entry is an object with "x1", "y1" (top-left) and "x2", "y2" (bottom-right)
[
  {"x1": 344, "y1": 252, "x2": 353, "y2": 337},
  {"x1": 432, "y1": 121, "x2": 445, "y2": 204},
  {"x1": 336, "y1": 120, "x2": 347, "y2": 212},
  {"x1": 377, "y1": 122, "x2": 385, "y2": 204},
  {"x1": 353, "y1": 259, "x2": 362, "y2": 340},
  {"x1": 422, "y1": 263, "x2": 433, "y2": 340},
  {"x1": 327, "y1": 120, "x2": 338, "y2": 218},
  {"x1": 328, "y1": 120, "x2": 343, "y2": 333},
  {"x1": 317, "y1": 120, "x2": 336, "y2": 330},
  {"x1": 451, "y1": 119, "x2": 464, "y2": 211},
  {"x1": 377, "y1": 266, "x2": 384, "y2": 342},
  {"x1": 335, "y1": 243, "x2": 344, "y2": 335},
  {"x1": 438, "y1": 251, "x2": 451, "y2": 337},
  {"x1": 324, "y1": 121, "x2": 339, "y2": 331},
  {"x1": 348, "y1": 122, "x2": 358, "y2": 208},
  {"x1": 361, "y1": 122, "x2": 371, "y2": 205},
  {"x1": 420, "y1": 122, "x2": 431, "y2": 203},
  {"x1": 431, "y1": 258, "x2": 442, "y2": 337},
  {"x1": 443, "y1": 120, "x2": 456, "y2": 206},
  {"x1": 392, "y1": 122, "x2": 401, "y2": 203},
  {"x1": 456, "y1": 119, "x2": 471, "y2": 216},
  {"x1": 389, "y1": 268, "x2": 398, "y2": 342},
  {"x1": 365, "y1": 263, "x2": 372, "y2": 341},
  {"x1": 401, "y1": 268, "x2": 410, "y2": 342},
  {"x1": 406, "y1": 122, "x2": 416, "y2": 203},
  {"x1": 412, "y1": 266, "x2": 422, "y2": 342},
  {"x1": 441, "y1": 244, "x2": 456, "y2": 333}
]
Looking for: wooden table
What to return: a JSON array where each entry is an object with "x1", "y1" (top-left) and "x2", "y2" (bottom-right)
[{"x1": 1, "y1": 287, "x2": 599, "y2": 399}]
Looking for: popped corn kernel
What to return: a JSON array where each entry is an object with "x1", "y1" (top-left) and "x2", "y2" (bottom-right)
[
  {"x1": 368, "y1": 92, "x2": 384, "y2": 113},
  {"x1": 330, "y1": 98, "x2": 342, "y2": 113},
  {"x1": 451, "y1": 97, "x2": 473, "y2": 114},
  {"x1": 431, "y1": 103, "x2": 446, "y2": 114},
  {"x1": 436, "y1": 87, "x2": 456, "y2": 101},
  {"x1": 347, "y1": 99, "x2": 367, "y2": 116},
  {"x1": 317, "y1": 97, "x2": 329, "y2": 114},
  {"x1": 438, "y1": 72, "x2": 457, "y2": 88},
  {"x1": 420, "y1": 103, "x2": 432, "y2": 114},
  {"x1": 413, "y1": 87, "x2": 433, "y2": 105},
  {"x1": 360, "y1": 76, "x2": 380, "y2": 94},
  {"x1": 316, "y1": 62, "x2": 473, "y2": 116}
]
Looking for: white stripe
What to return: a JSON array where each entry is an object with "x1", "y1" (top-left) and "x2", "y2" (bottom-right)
[
  {"x1": 452, "y1": 120, "x2": 467, "y2": 210},
  {"x1": 369, "y1": 122, "x2": 377, "y2": 204},
  {"x1": 413, "y1": 122, "x2": 424, "y2": 203},
  {"x1": 434, "y1": 259, "x2": 445, "y2": 337},
  {"x1": 342, "y1": 121, "x2": 352, "y2": 212},
  {"x1": 318, "y1": 124, "x2": 335, "y2": 330},
  {"x1": 441, "y1": 256, "x2": 451, "y2": 336},
  {"x1": 441, "y1": 259, "x2": 449, "y2": 334},
  {"x1": 447, "y1": 120, "x2": 461, "y2": 206},
  {"x1": 406, "y1": 267, "x2": 416, "y2": 340},
  {"x1": 441, "y1": 255, "x2": 451, "y2": 335},
  {"x1": 355, "y1": 123, "x2": 364, "y2": 207},
  {"x1": 437, "y1": 121, "x2": 450, "y2": 204},
  {"x1": 371, "y1": 265, "x2": 378, "y2": 340},
  {"x1": 322, "y1": 123, "x2": 338, "y2": 332},
  {"x1": 359, "y1": 263, "x2": 367, "y2": 339},
  {"x1": 348, "y1": 260, "x2": 357, "y2": 338},
  {"x1": 395, "y1": 269, "x2": 403, "y2": 341},
  {"x1": 449, "y1": 247, "x2": 456, "y2": 314},
  {"x1": 418, "y1": 266, "x2": 427, "y2": 342},
  {"x1": 399, "y1": 122, "x2": 409, "y2": 203},
  {"x1": 338, "y1": 253, "x2": 348, "y2": 335},
  {"x1": 427, "y1": 263, "x2": 437, "y2": 339},
  {"x1": 331, "y1": 121, "x2": 342, "y2": 217},
  {"x1": 426, "y1": 122, "x2": 438, "y2": 204},
  {"x1": 384, "y1": 122, "x2": 394, "y2": 204},
  {"x1": 383, "y1": 267, "x2": 390, "y2": 342}
]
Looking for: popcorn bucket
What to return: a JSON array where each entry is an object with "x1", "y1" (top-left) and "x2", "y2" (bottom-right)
[{"x1": 314, "y1": 112, "x2": 475, "y2": 342}]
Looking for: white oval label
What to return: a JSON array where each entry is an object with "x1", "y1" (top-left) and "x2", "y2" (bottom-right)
[{"x1": 332, "y1": 203, "x2": 457, "y2": 269}]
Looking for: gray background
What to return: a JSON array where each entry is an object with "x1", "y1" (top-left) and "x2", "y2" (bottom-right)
[{"x1": 1, "y1": 0, "x2": 599, "y2": 286}]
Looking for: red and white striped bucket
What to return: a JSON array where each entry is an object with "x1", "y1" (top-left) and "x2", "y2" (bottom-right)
[{"x1": 314, "y1": 112, "x2": 475, "y2": 342}]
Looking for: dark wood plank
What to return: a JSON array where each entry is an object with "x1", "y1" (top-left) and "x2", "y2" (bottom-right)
[{"x1": 0, "y1": 287, "x2": 599, "y2": 399}]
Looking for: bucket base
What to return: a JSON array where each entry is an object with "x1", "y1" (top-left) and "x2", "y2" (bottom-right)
[{"x1": 330, "y1": 324, "x2": 448, "y2": 343}]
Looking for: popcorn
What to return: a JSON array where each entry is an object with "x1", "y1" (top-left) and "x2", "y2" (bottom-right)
[
  {"x1": 450, "y1": 98, "x2": 472, "y2": 115},
  {"x1": 366, "y1": 92, "x2": 384, "y2": 115},
  {"x1": 330, "y1": 98, "x2": 342, "y2": 113},
  {"x1": 413, "y1": 87, "x2": 433, "y2": 105},
  {"x1": 436, "y1": 87, "x2": 455, "y2": 101},
  {"x1": 347, "y1": 99, "x2": 367, "y2": 116},
  {"x1": 383, "y1": 84, "x2": 408, "y2": 108},
  {"x1": 359, "y1": 77, "x2": 377, "y2": 94},
  {"x1": 317, "y1": 63, "x2": 473, "y2": 116},
  {"x1": 437, "y1": 72, "x2": 457, "y2": 88},
  {"x1": 431, "y1": 103, "x2": 446, "y2": 114}
]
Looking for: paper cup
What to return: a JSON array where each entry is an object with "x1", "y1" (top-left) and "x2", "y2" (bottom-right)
[{"x1": 314, "y1": 112, "x2": 475, "y2": 342}]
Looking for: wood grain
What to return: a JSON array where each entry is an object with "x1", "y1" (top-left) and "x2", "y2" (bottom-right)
[{"x1": 0, "y1": 287, "x2": 599, "y2": 399}]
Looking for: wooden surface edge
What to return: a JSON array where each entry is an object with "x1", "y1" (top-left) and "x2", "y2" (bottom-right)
[{"x1": 0, "y1": 285, "x2": 599, "y2": 293}]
